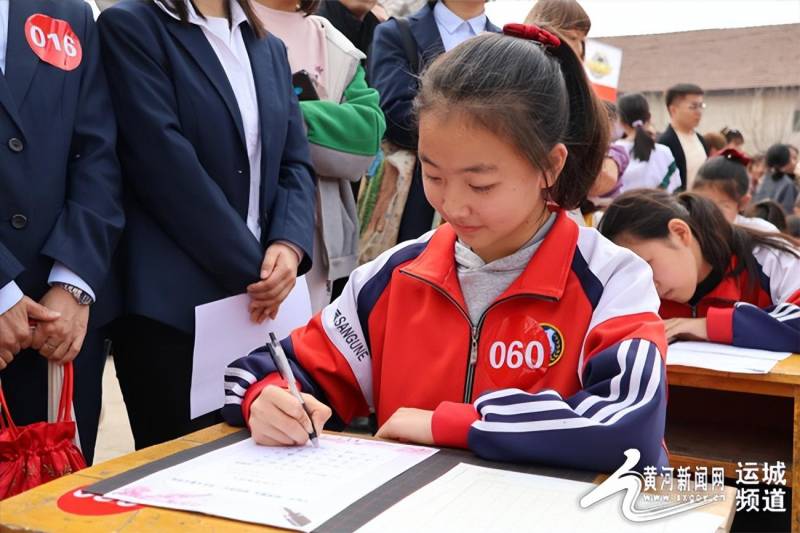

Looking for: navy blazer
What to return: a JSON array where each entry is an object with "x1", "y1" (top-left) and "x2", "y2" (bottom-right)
[
  {"x1": 97, "y1": 1, "x2": 316, "y2": 332},
  {"x1": 657, "y1": 124, "x2": 710, "y2": 191},
  {"x1": 368, "y1": 1, "x2": 500, "y2": 149},
  {"x1": 0, "y1": 0, "x2": 124, "y2": 326}
]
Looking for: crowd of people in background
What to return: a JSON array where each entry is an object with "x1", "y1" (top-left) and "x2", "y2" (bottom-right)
[
  {"x1": 568, "y1": 76, "x2": 800, "y2": 239},
  {"x1": 1, "y1": 0, "x2": 798, "y2": 486},
  {"x1": 604, "y1": 82, "x2": 800, "y2": 239}
]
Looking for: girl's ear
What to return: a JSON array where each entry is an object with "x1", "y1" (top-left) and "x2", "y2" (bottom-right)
[
  {"x1": 739, "y1": 193, "x2": 752, "y2": 213},
  {"x1": 541, "y1": 143, "x2": 568, "y2": 190},
  {"x1": 667, "y1": 218, "x2": 693, "y2": 246}
]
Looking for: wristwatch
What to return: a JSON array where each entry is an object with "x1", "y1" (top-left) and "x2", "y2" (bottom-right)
[{"x1": 53, "y1": 282, "x2": 93, "y2": 305}]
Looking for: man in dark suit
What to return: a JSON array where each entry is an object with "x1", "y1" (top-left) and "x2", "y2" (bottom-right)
[
  {"x1": 368, "y1": 0, "x2": 499, "y2": 242},
  {"x1": 657, "y1": 83, "x2": 710, "y2": 191},
  {"x1": 0, "y1": 0, "x2": 124, "y2": 464}
]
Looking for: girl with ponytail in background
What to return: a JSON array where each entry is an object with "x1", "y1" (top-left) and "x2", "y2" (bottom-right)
[
  {"x1": 614, "y1": 93, "x2": 681, "y2": 194},
  {"x1": 691, "y1": 149, "x2": 779, "y2": 233}
]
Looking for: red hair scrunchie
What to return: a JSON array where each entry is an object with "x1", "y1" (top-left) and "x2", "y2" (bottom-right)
[
  {"x1": 502, "y1": 23, "x2": 562, "y2": 49},
  {"x1": 719, "y1": 147, "x2": 751, "y2": 167}
]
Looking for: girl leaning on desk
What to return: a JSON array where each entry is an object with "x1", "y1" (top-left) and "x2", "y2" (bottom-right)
[
  {"x1": 224, "y1": 25, "x2": 671, "y2": 474},
  {"x1": 599, "y1": 189, "x2": 800, "y2": 353}
]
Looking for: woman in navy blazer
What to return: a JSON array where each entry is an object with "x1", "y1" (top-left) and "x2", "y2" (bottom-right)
[{"x1": 97, "y1": 0, "x2": 316, "y2": 448}]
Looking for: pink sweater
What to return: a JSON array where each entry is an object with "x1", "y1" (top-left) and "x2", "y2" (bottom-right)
[{"x1": 252, "y1": 3, "x2": 329, "y2": 99}]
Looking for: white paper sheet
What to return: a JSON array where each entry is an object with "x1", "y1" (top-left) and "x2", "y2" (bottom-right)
[
  {"x1": 190, "y1": 277, "x2": 312, "y2": 418},
  {"x1": 667, "y1": 341, "x2": 792, "y2": 374},
  {"x1": 107, "y1": 435, "x2": 438, "y2": 532},
  {"x1": 357, "y1": 463, "x2": 725, "y2": 533}
]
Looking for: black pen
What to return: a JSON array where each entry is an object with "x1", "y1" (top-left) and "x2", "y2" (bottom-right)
[{"x1": 266, "y1": 332, "x2": 320, "y2": 447}]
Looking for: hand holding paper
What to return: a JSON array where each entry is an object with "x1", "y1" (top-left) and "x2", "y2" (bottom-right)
[
  {"x1": 248, "y1": 242, "x2": 301, "y2": 323},
  {"x1": 190, "y1": 277, "x2": 312, "y2": 419}
]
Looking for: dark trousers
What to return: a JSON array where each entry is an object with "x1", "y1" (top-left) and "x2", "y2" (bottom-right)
[
  {"x1": 397, "y1": 162, "x2": 435, "y2": 243},
  {"x1": 0, "y1": 327, "x2": 107, "y2": 465},
  {"x1": 112, "y1": 315, "x2": 220, "y2": 450}
]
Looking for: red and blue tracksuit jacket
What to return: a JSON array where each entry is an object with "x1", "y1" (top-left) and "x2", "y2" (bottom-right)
[
  {"x1": 661, "y1": 245, "x2": 800, "y2": 352},
  {"x1": 223, "y1": 210, "x2": 670, "y2": 472}
]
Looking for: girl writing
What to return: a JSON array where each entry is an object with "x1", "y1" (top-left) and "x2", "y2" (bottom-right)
[{"x1": 223, "y1": 25, "x2": 669, "y2": 472}]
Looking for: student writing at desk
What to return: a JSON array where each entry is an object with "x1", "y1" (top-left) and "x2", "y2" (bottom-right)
[
  {"x1": 600, "y1": 190, "x2": 800, "y2": 352},
  {"x1": 223, "y1": 26, "x2": 669, "y2": 473}
]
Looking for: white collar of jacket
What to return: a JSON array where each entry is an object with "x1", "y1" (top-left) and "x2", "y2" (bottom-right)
[
  {"x1": 153, "y1": 0, "x2": 249, "y2": 29},
  {"x1": 309, "y1": 15, "x2": 365, "y2": 104},
  {"x1": 433, "y1": 0, "x2": 486, "y2": 36}
]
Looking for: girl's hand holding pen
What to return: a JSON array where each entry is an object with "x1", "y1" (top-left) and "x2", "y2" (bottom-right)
[{"x1": 249, "y1": 386, "x2": 332, "y2": 446}]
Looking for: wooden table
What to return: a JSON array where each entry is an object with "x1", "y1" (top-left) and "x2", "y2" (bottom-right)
[
  {"x1": 1, "y1": 423, "x2": 736, "y2": 533},
  {"x1": 667, "y1": 354, "x2": 800, "y2": 532}
]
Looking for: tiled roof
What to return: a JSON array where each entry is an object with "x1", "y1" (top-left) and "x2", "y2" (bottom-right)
[{"x1": 597, "y1": 24, "x2": 800, "y2": 93}]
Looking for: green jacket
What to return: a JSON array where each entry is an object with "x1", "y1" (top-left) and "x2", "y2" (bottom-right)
[{"x1": 299, "y1": 16, "x2": 386, "y2": 281}]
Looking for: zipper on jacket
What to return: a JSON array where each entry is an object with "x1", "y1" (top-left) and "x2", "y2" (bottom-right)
[
  {"x1": 463, "y1": 293, "x2": 556, "y2": 402},
  {"x1": 687, "y1": 296, "x2": 736, "y2": 320},
  {"x1": 399, "y1": 270, "x2": 556, "y2": 404},
  {"x1": 463, "y1": 327, "x2": 479, "y2": 403}
]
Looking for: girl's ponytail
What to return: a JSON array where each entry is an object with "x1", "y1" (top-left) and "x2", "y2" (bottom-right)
[
  {"x1": 765, "y1": 143, "x2": 793, "y2": 181},
  {"x1": 674, "y1": 193, "x2": 736, "y2": 276},
  {"x1": 617, "y1": 93, "x2": 654, "y2": 162},
  {"x1": 547, "y1": 31, "x2": 609, "y2": 207},
  {"x1": 674, "y1": 194, "x2": 799, "y2": 291},
  {"x1": 631, "y1": 122, "x2": 655, "y2": 162}
]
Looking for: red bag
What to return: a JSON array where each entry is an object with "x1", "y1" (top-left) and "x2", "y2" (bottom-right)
[{"x1": 0, "y1": 362, "x2": 86, "y2": 499}]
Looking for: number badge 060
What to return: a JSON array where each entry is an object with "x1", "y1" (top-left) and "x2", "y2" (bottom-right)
[{"x1": 25, "y1": 14, "x2": 82, "y2": 71}]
